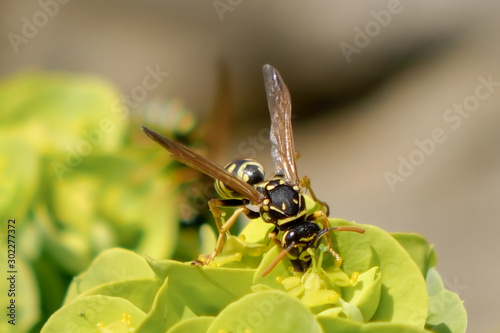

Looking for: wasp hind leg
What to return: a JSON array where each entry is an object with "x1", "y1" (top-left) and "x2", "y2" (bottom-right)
[
  {"x1": 192, "y1": 198, "x2": 253, "y2": 266},
  {"x1": 301, "y1": 176, "x2": 330, "y2": 216}
]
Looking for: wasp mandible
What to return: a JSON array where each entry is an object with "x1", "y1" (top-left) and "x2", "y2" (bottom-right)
[{"x1": 142, "y1": 65, "x2": 364, "y2": 277}]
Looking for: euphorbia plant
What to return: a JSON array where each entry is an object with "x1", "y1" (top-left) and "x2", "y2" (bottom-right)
[{"x1": 41, "y1": 196, "x2": 467, "y2": 332}]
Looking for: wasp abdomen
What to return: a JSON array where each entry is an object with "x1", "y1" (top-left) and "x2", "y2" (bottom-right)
[{"x1": 215, "y1": 159, "x2": 265, "y2": 199}]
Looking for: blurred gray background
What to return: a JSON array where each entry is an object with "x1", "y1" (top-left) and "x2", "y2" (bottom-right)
[{"x1": 1, "y1": 1, "x2": 499, "y2": 332}]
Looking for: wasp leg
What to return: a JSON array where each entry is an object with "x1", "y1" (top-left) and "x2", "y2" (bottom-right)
[
  {"x1": 301, "y1": 176, "x2": 330, "y2": 216},
  {"x1": 244, "y1": 209, "x2": 260, "y2": 220},
  {"x1": 268, "y1": 227, "x2": 282, "y2": 247},
  {"x1": 193, "y1": 198, "x2": 251, "y2": 266},
  {"x1": 308, "y1": 210, "x2": 343, "y2": 267}
]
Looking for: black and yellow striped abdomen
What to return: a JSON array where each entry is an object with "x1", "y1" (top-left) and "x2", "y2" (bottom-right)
[{"x1": 214, "y1": 159, "x2": 265, "y2": 199}]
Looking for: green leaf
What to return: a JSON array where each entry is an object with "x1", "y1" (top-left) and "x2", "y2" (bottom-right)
[
  {"x1": 317, "y1": 316, "x2": 433, "y2": 332},
  {"x1": 425, "y1": 268, "x2": 445, "y2": 297},
  {"x1": 207, "y1": 290, "x2": 323, "y2": 333},
  {"x1": 135, "y1": 277, "x2": 186, "y2": 332},
  {"x1": 239, "y1": 219, "x2": 274, "y2": 243},
  {"x1": 426, "y1": 290, "x2": 467, "y2": 333},
  {"x1": 330, "y1": 219, "x2": 428, "y2": 326},
  {"x1": 253, "y1": 246, "x2": 290, "y2": 289},
  {"x1": 341, "y1": 266, "x2": 382, "y2": 321},
  {"x1": 167, "y1": 316, "x2": 215, "y2": 333},
  {"x1": 65, "y1": 248, "x2": 155, "y2": 304},
  {"x1": 362, "y1": 324, "x2": 431, "y2": 333},
  {"x1": 425, "y1": 268, "x2": 467, "y2": 333},
  {"x1": 78, "y1": 278, "x2": 163, "y2": 314},
  {"x1": 391, "y1": 232, "x2": 437, "y2": 276},
  {"x1": 146, "y1": 257, "x2": 255, "y2": 315},
  {"x1": 338, "y1": 298, "x2": 365, "y2": 322},
  {"x1": 213, "y1": 234, "x2": 266, "y2": 269},
  {"x1": 317, "y1": 315, "x2": 362, "y2": 332},
  {"x1": 324, "y1": 266, "x2": 353, "y2": 287},
  {"x1": 41, "y1": 295, "x2": 146, "y2": 332}
]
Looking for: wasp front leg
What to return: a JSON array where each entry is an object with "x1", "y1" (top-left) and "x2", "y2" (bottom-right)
[
  {"x1": 267, "y1": 227, "x2": 282, "y2": 247},
  {"x1": 308, "y1": 211, "x2": 343, "y2": 267},
  {"x1": 193, "y1": 198, "x2": 254, "y2": 266}
]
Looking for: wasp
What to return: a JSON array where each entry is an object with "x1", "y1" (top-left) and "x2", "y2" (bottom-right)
[{"x1": 142, "y1": 64, "x2": 364, "y2": 277}]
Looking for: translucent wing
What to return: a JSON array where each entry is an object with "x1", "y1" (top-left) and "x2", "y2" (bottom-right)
[
  {"x1": 263, "y1": 64, "x2": 300, "y2": 186},
  {"x1": 142, "y1": 126, "x2": 261, "y2": 203}
]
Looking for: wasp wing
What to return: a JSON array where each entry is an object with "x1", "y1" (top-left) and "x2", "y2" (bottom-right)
[
  {"x1": 142, "y1": 126, "x2": 261, "y2": 203},
  {"x1": 263, "y1": 64, "x2": 300, "y2": 186}
]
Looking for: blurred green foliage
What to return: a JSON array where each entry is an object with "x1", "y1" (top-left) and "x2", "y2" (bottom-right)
[{"x1": 0, "y1": 71, "x2": 182, "y2": 332}]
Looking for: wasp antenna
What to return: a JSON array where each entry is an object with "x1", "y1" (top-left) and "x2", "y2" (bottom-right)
[
  {"x1": 335, "y1": 226, "x2": 365, "y2": 234},
  {"x1": 316, "y1": 227, "x2": 336, "y2": 241},
  {"x1": 261, "y1": 244, "x2": 294, "y2": 278},
  {"x1": 316, "y1": 226, "x2": 365, "y2": 241}
]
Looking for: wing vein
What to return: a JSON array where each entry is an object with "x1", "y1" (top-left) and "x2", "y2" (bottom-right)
[{"x1": 263, "y1": 65, "x2": 299, "y2": 186}]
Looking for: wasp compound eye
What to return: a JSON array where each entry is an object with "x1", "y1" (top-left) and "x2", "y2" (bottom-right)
[{"x1": 284, "y1": 230, "x2": 298, "y2": 246}]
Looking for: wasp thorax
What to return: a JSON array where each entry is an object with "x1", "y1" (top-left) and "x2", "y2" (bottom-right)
[
  {"x1": 259, "y1": 179, "x2": 305, "y2": 224},
  {"x1": 215, "y1": 159, "x2": 265, "y2": 199}
]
